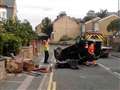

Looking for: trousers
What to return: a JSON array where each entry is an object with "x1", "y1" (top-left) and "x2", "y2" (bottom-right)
[{"x1": 44, "y1": 51, "x2": 49, "y2": 63}]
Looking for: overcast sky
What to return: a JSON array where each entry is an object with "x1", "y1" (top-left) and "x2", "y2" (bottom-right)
[{"x1": 16, "y1": 0, "x2": 118, "y2": 29}]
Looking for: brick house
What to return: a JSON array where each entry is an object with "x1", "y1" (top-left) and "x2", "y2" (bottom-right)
[
  {"x1": 97, "y1": 15, "x2": 119, "y2": 36},
  {"x1": 35, "y1": 24, "x2": 42, "y2": 34},
  {"x1": 84, "y1": 15, "x2": 120, "y2": 36},
  {"x1": 0, "y1": 0, "x2": 7, "y2": 20},
  {"x1": 84, "y1": 17, "x2": 101, "y2": 32},
  {"x1": 4, "y1": 0, "x2": 16, "y2": 19},
  {"x1": 52, "y1": 16, "x2": 81, "y2": 41},
  {"x1": 0, "y1": 5, "x2": 7, "y2": 20}
]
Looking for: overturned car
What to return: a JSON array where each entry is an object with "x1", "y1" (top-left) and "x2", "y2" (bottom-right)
[{"x1": 54, "y1": 38, "x2": 102, "y2": 69}]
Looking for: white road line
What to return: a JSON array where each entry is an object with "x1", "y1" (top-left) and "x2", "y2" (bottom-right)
[
  {"x1": 111, "y1": 56, "x2": 120, "y2": 60},
  {"x1": 98, "y1": 63, "x2": 110, "y2": 71},
  {"x1": 17, "y1": 75, "x2": 34, "y2": 90},
  {"x1": 37, "y1": 74, "x2": 47, "y2": 90},
  {"x1": 98, "y1": 63, "x2": 120, "y2": 79},
  {"x1": 113, "y1": 72, "x2": 120, "y2": 79}
]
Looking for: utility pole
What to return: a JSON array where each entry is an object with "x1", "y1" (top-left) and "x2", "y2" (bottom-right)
[{"x1": 118, "y1": 0, "x2": 120, "y2": 16}]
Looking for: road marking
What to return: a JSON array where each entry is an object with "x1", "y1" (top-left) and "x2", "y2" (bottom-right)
[
  {"x1": 37, "y1": 54, "x2": 54, "y2": 90},
  {"x1": 37, "y1": 74, "x2": 47, "y2": 90},
  {"x1": 111, "y1": 56, "x2": 120, "y2": 61},
  {"x1": 17, "y1": 75, "x2": 34, "y2": 90},
  {"x1": 99, "y1": 63, "x2": 120, "y2": 79},
  {"x1": 113, "y1": 72, "x2": 120, "y2": 79},
  {"x1": 52, "y1": 81, "x2": 56, "y2": 90},
  {"x1": 98, "y1": 63, "x2": 110, "y2": 71},
  {"x1": 47, "y1": 72, "x2": 54, "y2": 90}
]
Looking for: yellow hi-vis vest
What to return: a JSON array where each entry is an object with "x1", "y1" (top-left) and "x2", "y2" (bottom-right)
[{"x1": 44, "y1": 43, "x2": 49, "y2": 51}]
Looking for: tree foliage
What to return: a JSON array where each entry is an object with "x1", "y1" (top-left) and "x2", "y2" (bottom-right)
[
  {"x1": 83, "y1": 16, "x2": 95, "y2": 22},
  {"x1": 83, "y1": 9, "x2": 108, "y2": 22},
  {"x1": 107, "y1": 18, "x2": 120, "y2": 36},
  {"x1": 0, "y1": 32, "x2": 21, "y2": 56},
  {"x1": 3, "y1": 18, "x2": 37, "y2": 46},
  {"x1": 41, "y1": 17, "x2": 53, "y2": 37},
  {"x1": 57, "y1": 11, "x2": 67, "y2": 17},
  {"x1": 0, "y1": 18, "x2": 37, "y2": 56},
  {"x1": 96, "y1": 9, "x2": 108, "y2": 18}
]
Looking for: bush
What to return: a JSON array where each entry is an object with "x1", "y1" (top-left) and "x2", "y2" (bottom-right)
[{"x1": 0, "y1": 33, "x2": 22, "y2": 56}]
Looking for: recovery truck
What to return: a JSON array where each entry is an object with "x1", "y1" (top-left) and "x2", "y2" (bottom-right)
[{"x1": 83, "y1": 31, "x2": 112, "y2": 58}]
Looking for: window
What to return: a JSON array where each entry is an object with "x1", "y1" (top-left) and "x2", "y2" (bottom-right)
[{"x1": 2, "y1": 12, "x2": 7, "y2": 19}]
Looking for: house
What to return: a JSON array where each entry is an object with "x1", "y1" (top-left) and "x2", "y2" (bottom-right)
[
  {"x1": 84, "y1": 17, "x2": 101, "y2": 32},
  {"x1": 52, "y1": 15, "x2": 81, "y2": 41},
  {"x1": 35, "y1": 24, "x2": 42, "y2": 34},
  {"x1": 4, "y1": 0, "x2": 17, "y2": 19},
  {"x1": 0, "y1": 0, "x2": 7, "y2": 20},
  {"x1": 97, "y1": 15, "x2": 120, "y2": 36},
  {"x1": 0, "y1": 5, "x2": 7, "y2": 21},
  {"x1": 84, "y1": 15, "x2": 120, "y2": 36}
]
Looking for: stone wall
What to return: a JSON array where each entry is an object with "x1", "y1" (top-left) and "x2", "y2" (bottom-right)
[
  {"x1": 21, "y1": 46, "x2": 34, "y2": 61},
  {"x1": 0, "y1": 60, "x2": 7, "y2": 80}
]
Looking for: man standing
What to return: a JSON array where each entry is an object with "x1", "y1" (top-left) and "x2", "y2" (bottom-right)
[
  {"x1": 43, "y1": 39, "x2": 49, "y2": 64},
  {"x1": 86, "y1": 43, "x2": 95, "y2": 65}
]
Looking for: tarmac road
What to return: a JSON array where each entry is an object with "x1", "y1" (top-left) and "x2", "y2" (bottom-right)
[
  {"x1": 52, "y1": 45, "x2": 120, "y2": 90},
  {"x1": 53, "y1": 65, "x2": 119, "y2": 90}
]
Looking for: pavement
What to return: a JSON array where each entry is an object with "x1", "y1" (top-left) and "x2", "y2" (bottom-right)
[{"x1": 0, "y1": 53, "x2": 52, "y2": 90}]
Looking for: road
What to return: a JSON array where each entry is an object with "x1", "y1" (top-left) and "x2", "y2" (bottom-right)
[
  {"x1": 51, "y1": 45, "x2": 120, "y2": 90},
  {"x1": 0, "y1": 45, "x2": 120, "y2": 90}
]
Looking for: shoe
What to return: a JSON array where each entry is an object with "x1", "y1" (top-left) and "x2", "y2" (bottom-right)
[
  {"x1": 93, "y1": 64, "x2": 98, "y2": 66},
  {"x1": 44, "y1": 62, "x2": 49, "y2": 64}
]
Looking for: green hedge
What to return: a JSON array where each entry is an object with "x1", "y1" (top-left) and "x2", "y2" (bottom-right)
[{"x1": 0, "y1": 33, "x2": 22, "y2": 56}]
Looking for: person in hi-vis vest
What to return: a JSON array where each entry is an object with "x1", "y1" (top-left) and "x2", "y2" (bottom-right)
[
  {"x1": 43, "y1": 39, "x2": 49, "y2": 64},
  {"x1": 86, "y1": 43, "x2": 97, "y2": 65}
]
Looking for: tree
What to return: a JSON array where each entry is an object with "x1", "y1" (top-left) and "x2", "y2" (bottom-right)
[
  {"x1": 41, "y1": 17, "x2": 53, "y2": 37},
  {"x1": 3, "y1": 18, "x2": 37, "y2": 46},
  {"x1": 17, "y1": 20, "x2": 37, "y2": 46},
  {"x1": 107, "y1": 18, "x2": 120, "y2": 37},
  {"x1": 96, "y1": 9, "x2": 108, "y2": 18},
  {"x1": 86, "y1": 10, "x2": 96, "y2": 17},
  {"x1": 83, "y1": 16, "x2": 95, "y2": 22},
  {"x1": 83, "y1": 10, "x2": 96, "y2": 22},
  {"x1": 0, "y1": 18, "x2": 37, "y2": 56},
  {"x1": 57, "y1": 11, "x2": 67, "y2": 17}
]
